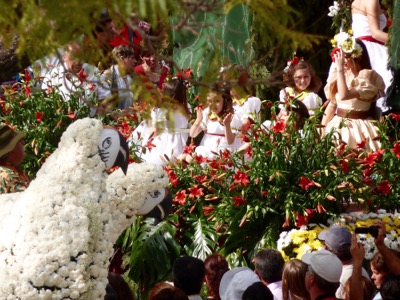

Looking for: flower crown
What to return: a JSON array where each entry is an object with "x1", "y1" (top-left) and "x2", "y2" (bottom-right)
[
  {"x1": 331, "y1": 32, "x2": 363, "y2": 59},
  {"x1": 284, "y1": 53, "x2": 303, "y2": 73}
]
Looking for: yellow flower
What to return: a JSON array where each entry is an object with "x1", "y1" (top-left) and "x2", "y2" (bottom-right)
[
  {"x1": 382, "y1": 216, "x2": 392, "y2": 224},
  {"x1": 347, "y1": 29, "x2": 353, "y2": 35}
]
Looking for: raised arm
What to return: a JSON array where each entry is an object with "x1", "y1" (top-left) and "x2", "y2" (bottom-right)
[
  {"x1": 334, "y1": 50, "x2": 361, "y2": 100},
  {"x1": 349, "y1": 233, "x2": 365, "y2": 300},
  {"x1": 374, "y1": 221, "x2": 400, "y2": 276},
  {"x1": 189, "y1": 106, "x2": 204, "y2": 138},
  {"x1": 365, "y1": 0, "x2": 388, "y2": 43},
  {"x1": 222, "y1": 113, "x2": 235, "y2": 145}
]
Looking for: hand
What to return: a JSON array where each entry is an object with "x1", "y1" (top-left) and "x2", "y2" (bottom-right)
[
  {"x1": 374, "y1": 221, "x2": 387, "y2": 247},
  {"x1": 195, "y1": 106, "x2": 203, "y2": 124},
  {"x1": 350, "y1": 233, "x2": 365, "y2": 264},
  {"x1": 223, "y1": 113, "x2": 233, "y2": 127},
  {"x1": 334, "y1": 49, "x2": 345, "y2": 71}
]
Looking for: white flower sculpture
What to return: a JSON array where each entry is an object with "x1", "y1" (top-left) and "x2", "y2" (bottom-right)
[{"x1": 0, "y1": 118, "x2": 168, "y2": 299}]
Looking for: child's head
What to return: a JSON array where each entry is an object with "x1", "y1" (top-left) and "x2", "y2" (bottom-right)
[
  {"x1": 162, "y1": 78, "x2": 190, "y2": 117},
  {"x1": 207, "y1": 88, "x2": 234, "y2": 119},
  {"x1": 290, "y1": 61, "x2": 321, "y2": 94}
]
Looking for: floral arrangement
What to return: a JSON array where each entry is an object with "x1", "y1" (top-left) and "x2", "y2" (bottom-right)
[
  {"x1": 277, "y1": 209, "x2": 400, "y2": 261},
  {"x1": 328, "y1": 0, "x2": 352, "y2": 33},
  {"x1": 0, "y1": 118, "x2": 168, "y2": 299},
  {"x1": 331, "y1": 32, "x2": 363, "y2": 58}
]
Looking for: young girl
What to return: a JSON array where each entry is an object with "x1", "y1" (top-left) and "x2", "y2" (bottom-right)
[
  {"x1": 278, "y1": 61, "x2": 322, "y2": 118},
  {"x1": 131, "y1": 78, "x2": 190, "y2": 165},
  {"x1": 322, "y1": 38, "x2": 385, "y2": 151},
  {"x1": 187, "y1": 88, "x2": 242, "y2": 160}
]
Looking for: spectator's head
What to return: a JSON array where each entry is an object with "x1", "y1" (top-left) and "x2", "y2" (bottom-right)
[
  {"x1": 302, "y1": 250, "x2": 342, "y2": 296},
  {"x1": 342, "y1": 276, "x2": 375, "y2": 300},
  {"x1": 149, "y1": 282, "x2": 188, "y2": 300},
  {"x1": 112, "y1": 45, "x2": 136, "y2": 71},
  {"x1": 204, "y1": 253, "x2": 230, "y2": 300},
  {"x1": 63, "y1": 43, "x2": 83, "y2": 74},
  {"x1": 172, "y1": 256, "x2": 205, "y2": 296},
  {"x1": 284, "y1": 100, "x2": 310, "y2": 130},
  {"x1": 0, "y1": 124, "x2": 26, "y2": 166},
  {"x1": 380, "y1": 275, "x2": 400, "y2": 300},
  {"x1": 219, "y1": 267, "x2": 260, "y2": 300},
  {"x1": 318, "y1": 225, "x2": 352, "y2": 261},
  {"x1": 370, "y1": 250, "x2": 400, "y2": 289},
  {"x1": 93, "y1": 12, "x2": 116, "y2": 45},
  {"x1": 104, "y1": 272, "x2": 134, "y2": 300},
  {"x1": 242, "y1": 281, "x2": 274, "y2": 300},
  {"x1": 282, "y1": 259, "x2": 310, "y2": 300},
  {"x1": 253, "y1": 248, "x2": 285, "y2": 284}
]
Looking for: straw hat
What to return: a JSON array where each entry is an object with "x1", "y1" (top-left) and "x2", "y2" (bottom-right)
[{"x1": 0, "y1": 125, "x2": 25, "y2": 159}]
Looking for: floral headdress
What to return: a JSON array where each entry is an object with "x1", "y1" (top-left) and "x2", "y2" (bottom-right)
[
  {"x1": 330, "y1": 32, "x2": 363, "y2": 60},
  {"x1": 284, "y1": 53, "x2": 302, "y2": 73}
]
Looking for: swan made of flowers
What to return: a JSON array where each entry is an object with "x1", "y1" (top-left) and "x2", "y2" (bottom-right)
[{"x1": 0, "y1": 118, "x2": 170, "y2": 299}]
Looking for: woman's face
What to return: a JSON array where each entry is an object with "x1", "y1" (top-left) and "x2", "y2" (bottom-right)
[
  {"x1": 208, "y1": 92, "x2": 224, "y2": 115},
  {"x1": 371, "y1": 263, "x2": 386, "y2": 289},
  {"x1": 293, "y1": 69, "x2": 311, "y2": 92},
  {"x1": 142, "y1": 55, "x2": 157, "y2": 69}
]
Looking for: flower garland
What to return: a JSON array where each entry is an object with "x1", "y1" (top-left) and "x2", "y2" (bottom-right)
[{"x1": 277, "y1": 210, "x2": 400, "y2": 261}]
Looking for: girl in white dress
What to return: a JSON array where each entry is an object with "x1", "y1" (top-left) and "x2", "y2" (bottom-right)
[
  {"x1": 181, "y1": 89, "x2": 241, "y2": 162},
  {"x1": 131, "y1": 79, "x2": 190, "y2": 165}
]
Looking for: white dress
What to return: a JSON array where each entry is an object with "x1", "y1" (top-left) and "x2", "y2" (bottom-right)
[
  {"x1": 279, "y1": 88, "x2": 322, "y2": 116},
  {"x1": 352, "y1": 13, "x2": 392, "y2": 93},
  {"x1": 131, "y1": 108, "x2": 189, "y2": 166},
  {"x1": 195, "y1": 108, "x2": 242, "y2": 159}
]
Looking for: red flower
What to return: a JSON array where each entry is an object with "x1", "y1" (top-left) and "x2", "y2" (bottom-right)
[
  {"x1": 361, "y1": 153, "x2": 377, "y2": 167},
  {"x1": 232, "y1": 196, "x2": 246, "y2": 207},
  {"x1": 168, "y1": 172, "x2": 180, "y2": 186},
  {"x1": 390, "y1": 113, "x2": 400, "y2": 121},
  {"x1": 378, "y1": 180, "x2": 392, "y2": 195},
  {"x1": 340, "y1": 159, "x2": 349, "y2": 173},
  {"x1": 296, "y1": 214, "x2": 308, "y2": 227},
  {"x1": 261, "y1": 190, "x2": 268, "y2": 197},
  {"x1": 392, "y1": 142, "x2": 400, "y2": 158},
  {"x1": 88, "y1": 82, "x2": 96, "y2": 91},
  {"x1": 299, "y1": 176, "x2": 315, "y2": 190},
  {"x1": 56, "y1": 120, "x2": 62, "y2": 127},
  {"x1": 188, "y1": 185, "x2": 204, "y2": 199},
  {"x1": 264, "y1": 101, "x2": 273, "y2": 107},
  {"x1": 193, "y1": 154, "x2": 208, "y2": 164},
  {"x1": 246, "y1": 145, "x2": 253, "y2": 158},
  {"x1": 145, "y1": 138, "x2": 156, "y2": 152},
  {"x1": 233, "y1": 170, "x2": 250, "y2": 186},
  {"x1": 194, "y1": 174, "x2": 207, "y2": 184},
  {"x1": 24, "y1": 85, "x2": 31, "y2": 97},
  {"x1": 68, "y1": 111, "x2": 76, "y2": 119},
  {"x1": 36, "y1": 112, "x2": 44, "y2": 123},
  {"x1": 202, "y1": 206, "x2": 214, "y2": 216},
  {"x1": 24, "y1": 69, "x2": 32, "y2": 82},
  {"x1": 176, "y1": 67, "x2": 192, "y2": 80},
  {"x1": 272, "y1": 120, "x2": 286, "y2": 133},
  {"x1": 357, "y1": 140, "x2": 366, "y2": 149},
  {"x1": 183, "y1": 142, "x2": 196, "y2": 154},
  {"x1": 77, "y1": 69, "x2": 88, "y2": 83},
  {"x1": 174, "y1": 190, "x2": 187, "y2": 205}
]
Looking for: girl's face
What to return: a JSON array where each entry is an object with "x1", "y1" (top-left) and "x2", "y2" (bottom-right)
[
  {"x1": 208, "y1": 92, "x2": 224, "y2": 115},
  {"x1": 370, "y1": 264, "x2": 386, "y2": 289},
  {"x1": 293, "y1": 69, "x2": 311, "y2": 92}
]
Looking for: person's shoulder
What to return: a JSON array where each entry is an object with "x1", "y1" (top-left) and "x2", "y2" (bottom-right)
[{"x1": 134, "y1": 64, "x2": 145, "y2": 74}]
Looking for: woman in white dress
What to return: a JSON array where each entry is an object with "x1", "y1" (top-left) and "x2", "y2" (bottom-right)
[{"x1": 132, "y1": 79, "x2": 190, "y2": 166}]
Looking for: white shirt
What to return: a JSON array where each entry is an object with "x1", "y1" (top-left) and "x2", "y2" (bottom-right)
[{"x1": 268, "y1": 280, "x2": 283, "y2": 300}]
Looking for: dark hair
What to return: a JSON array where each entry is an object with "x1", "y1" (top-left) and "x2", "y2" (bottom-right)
[
  {"x1": 208, "y1": 88, "x2": 234, "y2": 120},
  {"x1": 242, "y1": 282, "x2": 274, "y2": 300},
  {"x1": 253, "y1": 249, "x2": 285, "y2": 283},
  {"x1": 329, "y1": 246, "x2": 352, "y2": 262},
  {"x1": 172, "y1": 256, "x2": 205, "y2": 295},
  {"x1": 371, "y1": 250, "x2": 400, "y2": 274},
  {"x1": 282, "y1": 259, "x2": 310, "y2": 300},
  {"x1": 162, "y1": 79, "x2": 191, "y2": 118},
  {"x1": 149, "y1": 282, "x2": 189, "y2": 300},
  {"x1": 289, "y1": 61, "x2": 322, "y2": 93},
  {"x1": 104, "y1": 272, "x2": 134, "y2": 300},
  {"x1": 381, "y1": 275, "x2": 400, "y2": 300},
  {"x1": 112, "y1": 45, "x2": 135, "y2": 63},
  {"x1": 355, "y1": 39, "x2": 372, "y2": 71},
  {"x1": 286, "y1": 100, "x2": 310, "y2": 130},
  {"x1": 204, "y1": 253, "x2": 229, "y2": 300}
]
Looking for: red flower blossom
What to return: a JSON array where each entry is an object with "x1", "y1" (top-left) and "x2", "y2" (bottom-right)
[
  {"x1": 356, "y1": 140, "x2": 366, "y2": 149},
  {"x1": 202, "y1": 206, "x2": 214, "y2": 216},
  {"x1": 298, "y1": 176, "x2": 315, "y2": 190},
  {"x1": 340, "y1": 159, "x2": 349, "y2": 173},
  {"x1": 296, "y1": 214, "x2": 308, "y2": 227},
  {"x1": 193, "y1": 154, "x2": 208, "y2": 164},
  {"x1": 77, "y1": 69, "x2": 88, "y2": 83},
  {"x1": 56, "y1": 120, "x2": 62, "y2": 127},
  {"x1": 361, "y1": 153, "x2": 378, "y2": 167},
  {"x1": 24, "y1": 85, "x2": 31, "y2": 97},
  {"x1": 88, "y1": 82, "x2": 96, "y2": 91},
  {"x1": 194, "y1": 174, "x2": 207, "y2": 184},
  {"x1": 68, "y1": 111, "x2": 76, "y2": 119},
  {"x1": 24, "y1": 69, "x2": 32, "y2": 82},
  {"x1": 393, "y1": 142, "x2": 400, "y2": 158},
  {"x1": 183, "y1": 142, "x2": 196, "y2": 154},
  {"x1": 232, "y1": 196, "x2": 246, "y2": 207},
  {"x1": 246, "y1": 145, "x2": 253, "y2": 158},
  {"x1": 390, "y1": 113, "x2": 400, "y2": 121},
  {"x1": 176, "y1": 67, "x2": 192, "y2": 80},
  {"x1": 378, "y1": 180, "x2": 392, "y2": 195},
  {"x1": 261, "y1": 190, "x2": 268, "y2": 197},
  {"x1": 36, "y1": 112, "x2": 44, "y2": 123},
  {"x1": 145, "y1": 138, "x2": 156, "y2": 152},
  {"x1": 272, "y1": 120, "x2": 286, "y2": 133},
  {"x1": 264, "y1": 101, "x2": 273, "y2": 107},
  {"x1": 174, "y1": 190, "x2": 187, "y2": 205},
  {"x1": 241, "y1": 135, "x2": 250, "y2": 143},
  {"x1": 233, "y1": 170, "x2": 250, "y2": 186},
  {"x1": 188, "y1": 185, "x2": 204, "y2": 199}
]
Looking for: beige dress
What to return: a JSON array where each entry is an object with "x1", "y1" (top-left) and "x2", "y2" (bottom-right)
[{"x1": 324, "y1": 69, "x2": 385, "y2": 151}]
